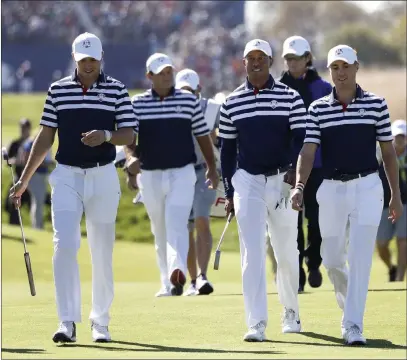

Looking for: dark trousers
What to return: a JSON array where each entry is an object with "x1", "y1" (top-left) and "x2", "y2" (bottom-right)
[
  {"x1": 297, "y1": 168, "x2": 323, "y2": 282},
  {"x1": 4, "y1": 183, "x2": 31, "y2": 225}
]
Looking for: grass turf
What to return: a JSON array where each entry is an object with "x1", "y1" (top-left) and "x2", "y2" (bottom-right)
[
  {"x1": 1, "y1": 224, "x2": 406, "y2": 359},
  {"x1": 1, "y1": 92, "x2": 240, "y2": 251}
]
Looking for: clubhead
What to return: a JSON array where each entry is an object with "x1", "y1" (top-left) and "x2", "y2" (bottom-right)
[{"x1": 2, "y1": 147, "x2": 9, "y2": 162}]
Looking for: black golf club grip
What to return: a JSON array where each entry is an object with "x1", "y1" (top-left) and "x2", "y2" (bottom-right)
[
  {"x1": 24, "y1": 252, "x2": 36, "y2": 296},
  {"x1": 2, "y1": 147, "x2": 9, "y2": 162},
  {"x1": 214, "y1": 250, "x2": 221, "y2": 270}
]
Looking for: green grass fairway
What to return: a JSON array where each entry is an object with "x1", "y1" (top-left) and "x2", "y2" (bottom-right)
[{"x1": 2, "y1": 224, "x2": 406, "y2": 359}]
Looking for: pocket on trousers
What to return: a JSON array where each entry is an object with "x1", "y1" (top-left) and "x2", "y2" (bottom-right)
[
  {"x1": 357, "y1": 182, "x2": 384, "y2": 226},
  {"x1": 316, "y1": 181, "x2": 341, "y2": 237},
  {"x1": 88, "y1": 169, "x2": 121, "y2": 223}
]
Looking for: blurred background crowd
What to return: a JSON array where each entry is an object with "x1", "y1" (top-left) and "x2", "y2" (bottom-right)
[{"x1": 3, "y1": 0, "x2": 404, "y2": 97}]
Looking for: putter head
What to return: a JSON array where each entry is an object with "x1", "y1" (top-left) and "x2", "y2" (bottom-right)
[
  {"x1": 2, "y1": 147, "x2": 9, "y2": 162},
  {"x1": 213, "y1": 250, "x2": 221, "y2": 270}
]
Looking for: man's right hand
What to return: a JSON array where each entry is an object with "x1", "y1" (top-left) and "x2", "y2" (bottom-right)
[
  {"x1": 291, "y1": 188, "x2": 304, "y2": 211},
  {"x1": 9, "y1": 179, "x2": 28, "y2": 208},
  {"x1": 225, "y1": 197, "x2": 234, "y2": 216},
  {"x1": 125, "y1": 156, "x2": 140, "y2": 191}
]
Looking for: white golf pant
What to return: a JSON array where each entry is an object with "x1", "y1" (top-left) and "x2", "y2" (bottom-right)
[
  {"x1": 232, "y1": 169, "x2": 299, "y2": 328},
  {"x1": 138, "y1": 164, "x2": 196, "y2": 288},
  {"x1": 49, "y1": 163, "x2": 121, "y2": 326},
  {"x1": 317, "y1": 172, "x2": 383, "y2": 332}
]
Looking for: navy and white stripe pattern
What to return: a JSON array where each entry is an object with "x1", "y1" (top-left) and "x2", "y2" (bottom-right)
[
  {"x1": 305, "y1": 85, "x2": 393, "y2": 176},
  {"x1": 40, "y1": 70, "x2": 136, "y2": 166},
  {"x1": 132, "y1": 87, "x2": 210, "y2": 170},
  {"x1": 218, "y1": 75, "x2": 307, "y2": 197}
]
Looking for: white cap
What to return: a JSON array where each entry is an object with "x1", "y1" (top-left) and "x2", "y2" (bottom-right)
[
  {"x1": 391, "y1": 119, "x2": 407, "y2": 136},
  {"x1": 327, "y1": 45, "x2": 358, "y2": 68},
  {"x1": 282, "y1": 36, "x2": 311, "y2": 57},
  {"x1": 72, "y1": 32, "x2": 103, "y2": 62},
  {"x1": 175, "y1": 69, "x2": 200, "y2": 91},
  {"x1": 243, "y1": 39, "x2": 272, "y2": 58},
  {"x1": 146, "y1": 53, "x2": 174, "y2": 75}
]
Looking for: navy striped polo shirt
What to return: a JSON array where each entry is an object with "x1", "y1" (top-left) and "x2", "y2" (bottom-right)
[
  {"x1": 131, "y1": 87, "x2": 210, "y2": 170},
  {"x1": 218, "y1": 75, "x2": 307, "y2": 198},
  {"x1": 40, "y1": 70, "x2": 137, "y2": 167},
  {"x1": 304, "y1": 85, "x2": 393, "y2": 178}
]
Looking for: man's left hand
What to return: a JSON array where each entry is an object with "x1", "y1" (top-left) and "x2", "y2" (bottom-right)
[
  {"x1": 81, "y1": 130, "x2": 106, "y2": 147},
  {"x1": 388, "y1": 195, "x2": 403, "y2": 223},
  {"x1": 206, "y1": 167, "x2": 219, "y2": 190},
  {"x1": 284, "y1": 169, "x2": 296, "y2": 187}
]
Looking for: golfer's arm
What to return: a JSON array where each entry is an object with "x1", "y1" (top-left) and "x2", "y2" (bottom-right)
[
  {"x1": 109, "y1": 127, "x2": 134, "y2": 146},
  {"x1": 380, "y1": 141, "x2": 401, "y2": 198},
  {"x1": 296, "y1": 143, "x2": 318, "y2": 186},
  {"x1": 20, "y1": 126, "x2": 56, "y2": 184},
  {"x1": 210, "y1": 129, "x2": 218, "y2": 146},
  {"x1": 124, "y1": 132, "x2": 138, "y2": 160},
  {"x1": 220, "y1": 138, "x2": 237, "y2": 199},
  {"x1": 196, "y1": 134, "x2": 217, "y2": 170}
]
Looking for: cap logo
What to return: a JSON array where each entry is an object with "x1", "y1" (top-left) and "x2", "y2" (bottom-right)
[
  {"x1": 158, "y1": 57, "x2": 165, "y2": 63},
  {"x1": 98, "y1": 93, "x2": 105, "y2": 102},
  {"x1": 335, "y1": 48, "x2": 343, "y2": 56},
  {"x1": 182, "y1": 74, "x2": 190, "y2": 80},
  {"x1": 254, "y1": 40, "x2": 261, "y2": 46},
  {"x1": 358, "y1": 109, "x2": 366, "y2": 117},
  {"x1": 82, "y1": 39, "x2": 91, "y2": 48},
  {"x1": 270, "y1": 100, "x2": 278, "y2": 109},
  {"x1": 289, "y1": 40, "x2": 296, "y2": 47}
]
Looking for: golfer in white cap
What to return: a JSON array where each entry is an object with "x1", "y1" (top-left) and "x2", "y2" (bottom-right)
[
  {"x1": 10, "y1": 31, "x2": 137, "y2": 344},
  {"x1": 292, "y1": 44, "x2": 403, "y2": 345},
  {"x1": 124, "y1": 53, "x2": 218, "y2": 297},
  {"x1": 175, "y1": 69, "x2": 221, "y2": 296},
  {"x1": 219, "y1": 38, "x2": 307, "y2": 341}
]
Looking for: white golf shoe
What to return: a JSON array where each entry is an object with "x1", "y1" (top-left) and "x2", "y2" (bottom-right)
[
  {"x1": 91, "y1": 321, "x2": 111, "y2": 343},
  {"x1": 52, "y1": 321, "x2": 76, "y2": 343},
  {"x1": 282, "y1": 308, "x2": 302, "y2": 333},
  {"x1": 243, "y1": 321, "x2": 267, "y2": 342},
  {"x1": 183, "y1": 283, "x2": 199, "y2": 296},
  {"x1": 342, "y1": 325, "x2": 366, "y2": 346},
  {"x1": 196, "y1": 275, "x2": 214, "y2": 295},
  {"x1": 155, "y1": 286, "x2": 172, "y2": 297}
]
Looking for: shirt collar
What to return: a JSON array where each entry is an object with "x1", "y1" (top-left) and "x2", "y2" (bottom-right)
[
  {"x1": 245, "y1": 74, "x2": 275, "y2": 91},
  {"x1": 151, "y1": 86, "x2": 176, "y2": 98},
  {"x1": 71, "y1": 69, "x2": 107, "y2": 87},
  {"x1": 328, "y1": 84, "x2": 364, "y2": 104}
]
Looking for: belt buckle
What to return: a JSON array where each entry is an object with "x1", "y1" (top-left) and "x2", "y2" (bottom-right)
[{"x1": 339, "y1": 174, "x2": 348, "y2": 182}]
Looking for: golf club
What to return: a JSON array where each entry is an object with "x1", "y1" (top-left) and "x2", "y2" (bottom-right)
[
  {"x1": 2, "y1": 147, "x2": 36, "y2": 296},
  {"x1": 213, "y1": 210, "x2": 234, "y2": 270}
]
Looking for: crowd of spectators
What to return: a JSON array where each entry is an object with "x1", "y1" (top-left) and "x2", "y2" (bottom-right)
[
  {"x1": 2, "y1": 1, "x2": 83, "y2": 43},
  {"x1": 2, "y1": 0, "x2": 247, "y2": 95}
]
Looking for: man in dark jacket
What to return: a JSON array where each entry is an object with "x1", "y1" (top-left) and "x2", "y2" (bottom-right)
[
  {"x1": 376, "y1": 119, "x2": 407, "y2": 282},
  {"x1": 4, "y1": 118, "x2": 32, "y2": 224},
  {"x1": 272, "y1": 35, "x2": 332, "y2": 292}
]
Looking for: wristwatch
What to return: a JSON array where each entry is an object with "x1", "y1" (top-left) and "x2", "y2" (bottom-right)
[{"x1": 104, "y1": 130, "x2": 112, "y2": 142}]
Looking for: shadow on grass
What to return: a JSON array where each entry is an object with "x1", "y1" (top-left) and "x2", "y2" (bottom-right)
[
  {"x1": 59, "y1": 340, "x2": 283, "y2": 355},
  {"x1": 217, "y1": 288, "x2": 406, "y2": 297},
  {"x1": 297, "y1": 332, "x2": 407, "y2": 349},
  {"x1": 1, "y1": 234, "x2": 33, "y2": 243},
  {"x1": 2, "y1": 348, "x2": 46, "y2": 354}
]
